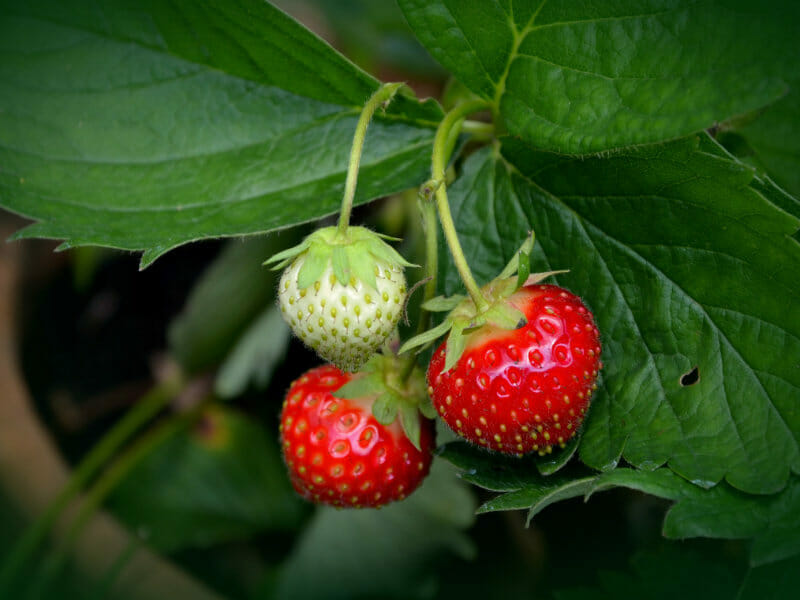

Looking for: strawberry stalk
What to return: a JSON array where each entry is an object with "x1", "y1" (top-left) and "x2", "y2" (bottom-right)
[
  {"x1": 419, "y1": 199, "x2": 439, "y2": 330},
  {"x1": 430, "y1": 99, "x2": 492, "y2": 313},
  {"x1": 400, "y1": 101, "x2": 491, "y2": 382},
  {"x1": 338, "y1": 82, "x2": 405, "y2": 235}
]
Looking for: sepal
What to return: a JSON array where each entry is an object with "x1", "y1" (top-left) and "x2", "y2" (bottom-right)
[
  {"x1": 497, "y1": 231, "x2": 535, "y2": 280},
  {"x1": 399, "y1": 402, "x2": 422, "y2": 451},
  {"x1": 295, "y1": 246, "x2": 328, "y2": 290},
  {"x1": 421, "y1": 295, "x2": 466, "y2": 312},
  {"x1": 524, "y1": 270, "x2": 570, "y2": 286},
  {"x1": 330, "y1": 355, "x2": 432, "y2": 450},
  {"x1": 483, "y1": 303, "x2": 527, "y2": 331},
  {"x1": 443, "y1": 320, "x2": 468, "y2": 372},
  {"x1": 333, "y1": 373, "x2": 385, "y2": 399},
  {"x1": 418, "y1": 394, "x2": 437, "y2": 420},
  {"x1": 268, "y1": 225, "x2": 415, "y2": 292},
  {"x1": 262, "y1": 238, "x2": 311, "y2": 269},
  {"x1": 398, "y1": 319, "x2": 452, "y2": 355},
  {"x1": 372, "y1": 392, "x2": 399, "y2": 425}
]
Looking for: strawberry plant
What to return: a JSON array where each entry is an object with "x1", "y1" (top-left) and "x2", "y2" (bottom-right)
[{"x1": 0, "y1": 0, "x2": 798, "y2": 598}]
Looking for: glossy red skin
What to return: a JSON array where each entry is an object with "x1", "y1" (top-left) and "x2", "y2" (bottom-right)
[
  {"x1": 280, "y1": 365, "x2": 434, "y2": 508},
  {"x1": 427, "y1": 284, "x2": 602, "y2": 456}
]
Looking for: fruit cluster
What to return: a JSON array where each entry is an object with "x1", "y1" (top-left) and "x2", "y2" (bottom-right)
[
  {"x1": 274, "y1": 244, "x2": 601, "y2": 507},
  {"x1": 269, "y1": 85, "x2": 602, "y2": 509}
]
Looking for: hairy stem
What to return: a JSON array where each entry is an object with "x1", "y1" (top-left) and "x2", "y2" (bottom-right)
[
  {"x1": 338, "y1": 82, "x2": 404, "y2": 234},
  {"x1": 460, "y1": 119, "x2": 494, "y2": 140},
  {"x1": 431, "y1": 99, "x2": 492, "y2": 312}
]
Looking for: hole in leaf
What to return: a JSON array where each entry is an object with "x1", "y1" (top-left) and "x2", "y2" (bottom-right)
[{"x1": 680, "y1": 366, "x2": 700, "y2": 387}]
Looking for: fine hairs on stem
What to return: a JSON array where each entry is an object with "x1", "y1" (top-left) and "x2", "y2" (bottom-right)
[
  {"x1": 430, "y1": 99, "x2": 492, "y2": 313},
  {"x1": 338, "y1": 82, "x2": 404, "y2": 234}
]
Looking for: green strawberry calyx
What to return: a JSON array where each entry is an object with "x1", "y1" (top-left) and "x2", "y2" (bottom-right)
[
  {"x1": 399, "y1": 233, "x2": 567, "y2": 371},
  {"x1": 264, "y1": 225, "x2": 416, "y2": 292},
  {"x1": 331, "y1": 354, "x2": 435, "y2": 450}
]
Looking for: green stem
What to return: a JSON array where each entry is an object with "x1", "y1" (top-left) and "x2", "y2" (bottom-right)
[
  {"x1": 432, "y1": 99, "x2": 492, "y2": 312},
  {"x1": 420, "y1": 200, "x2": 439, "y2": 324},
  {"x1": 36, "y1": 407, "x2": 202, "y2": 596},
  {"x1": 338, "y1": 82, "x2": 404, "y2": 234},
  {"x1": 0, "y1": 377, "x2": 182, "y2": 590},
  {"x1": 399, "y1": 102, "x2": 490, "y2": 382},
  {"x1": 460, "y1": 119, "x2": 494, "y2": 140}
]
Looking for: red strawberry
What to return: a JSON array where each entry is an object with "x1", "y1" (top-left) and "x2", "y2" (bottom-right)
[
  {"x1": 280, "y1": 365, "x2": 434, "y2": 508},
  {"x1": 427, "y1": 284, "x2": 602, "y2": 456}
]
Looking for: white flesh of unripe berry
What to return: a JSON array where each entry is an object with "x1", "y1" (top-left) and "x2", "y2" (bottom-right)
[{"x1": 279, "y1": 257, "x2": 406, "y2": 372}]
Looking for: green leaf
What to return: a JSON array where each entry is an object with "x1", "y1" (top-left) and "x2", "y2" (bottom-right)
[
  {"x1": 398, "y1": 0, "x2": 513, "y2": 100},
  {"x1": 439, "y1": 441, "x2": 595, "y2": 494},
  {"x1": 537, "y1": 434, "x2": 580, "y2": 476},
  {"x1": 733, "y1": 76, "x2": 800, "y2": 199},
  {"x1": 399, "y1": 0, "x2": 797, "y2": 154},
  {"x1": 169, "y1": 234, "x2": 296, "y2": 373},
  {"x1": 697, "y1": 133, "x2": 800, "y2": 220},
  {"x1": 214, "y1": 306, "x2": 291, "y2": 399},
  {"x1": 0, "y1": 0, "x2": 438, "y2": 266},
  {"x1": 442, "y1": 442, "x2": 800, "y2": 567},
  {"x1": 588, "y1": 469, "x2": 800, "y2": 566},
  {"x1": 443, "y1": 141, "x2": 800, "y2": 494},
  {"x1": 663, "y1": 476, "x2": 800, "y2": 567},
  {"x1": 587, "y1": 468, "x2": 695, "y2": 503},
  {"x1": 496, "y1": 477, "x2": 596, "y2": 523},
  {"x1": 440, "y1": 440, "x2": 596, "y2": 518},
  {"x1": 109, "y1": 406, "x2": 306, "y2": 552},
  {"x1": 271, "y1": 460, "x2": 476, "y2": 600}
]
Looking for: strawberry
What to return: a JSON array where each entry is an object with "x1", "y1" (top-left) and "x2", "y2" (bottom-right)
[
  {"x1": 266, "y1": 226, "x2": 412, "y2": 373},
  {"x1": 280, "y1": 361, "x2": 435, "y2": 508},
  {"x1": 426, "y1": 284, "x2": 602, "y2": 456}
]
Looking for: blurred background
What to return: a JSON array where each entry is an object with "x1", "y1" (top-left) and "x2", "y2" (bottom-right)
[{"x1": 0, "y1": 2, "x2": 763, "y2": 599}]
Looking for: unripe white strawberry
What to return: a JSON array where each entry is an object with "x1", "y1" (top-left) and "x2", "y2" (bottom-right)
[{"x1": 266, "y1": 226, "x2": 412, "y2": 372}]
